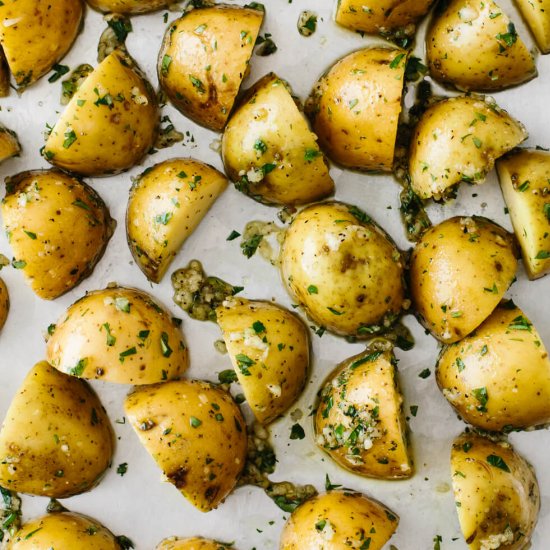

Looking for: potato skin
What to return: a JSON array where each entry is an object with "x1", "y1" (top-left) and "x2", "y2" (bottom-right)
[
  {"x1": 0, "y1": 126, "x2": 20, "y2": 162},
  {"x1": 280, "y1": 201, "x2": 405, "y2": 337},
  {"x1": 216, "y1": 298, "x2": 309, "y2": 425},
  {"x1": 156, "y1": 537, "x2": 234, "y2": 550},
  {"x1": 515, "y1": 0, "x2": 550, "y2": 53},
  {"x1": 1, "y1": 170, "x2": 115, "y2": 300},
  {"x1": 410, "y1": 216, "x2": 518, "y2": 344},
  {"x1": 87, "y1": 0, "x2": 170, "y2": 14},
  {"x1": 222, "y1": 73, "x2": 334, "y2": 206},
  {"x1": 46, "y1": 287, "x2": 188, "y2": 384},
  {"x1": 279, "y1": 490, "x2": 399, "y2": 549},
  {"x1": 8, "y1": 512, "x2": 120, "y2": 549},
  {"x1": 0, "y1": 278, "x2": 8, "y2": 331},
  {"x1": 44, "y1": 50, "x2": 158, "y2": 176},
  {"x1": 127, "y1": 159, "x2": 228, "y2": 283},
  {"x1": 125, "y1": 380, "x2": 247, "y2": 512},
  {"x1": 158, "y1": 5, "x2": 263, "y2": 131},
  {"x1": 409, "y1": 95, "x2": 527, "y2": 199},
  {"x1": 451, "y1": 432, "x2": 540, "y2": 550},
  {"x1": 306, "y1": 48, "x2": 406, "y2": 172},
  {"x1": 497, "y1": 149, "x2": 550, "y2": 279},
  {"x1": 427, "y1": 0, "x2": 536, "y2": 92},
  {"x1": 0, "y1": 0, "x2": 83, "y2": 89},
  {"x1": 315, "y1": 348, "x2": 412, "y2": 479},
  {"x1": 0, "y1": 361, "x2": 114, "y2": 498}
]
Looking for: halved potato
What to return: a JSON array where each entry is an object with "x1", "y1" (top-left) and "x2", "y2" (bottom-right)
[
  {"x1": 0, "y1": 278, "x2": 8, "y2": 331},
  {"x1": 410, "y1": 216, "x2": 518, "y2": 344},
  {"x1": 43, "y1": 50, "x2": 158, "y2": 176},
  {"x1": 222, "y1": 73, "x2": 334, "y2": 206},
  {"x1": 437, "y1": 302, "x2": 550, "y2": 431},
  {"x1": 158, "y1": 4, "x2": 264, "y2": 131},
  {"x1": 515, "y1": 0, "x2": 550, "y2": 53},
  {"x1": 1, "y1": 169, "x2": 115, "y2": 300},
  {"x1": 87, "y1": 0, "x2": 170, "y2": 14},
  {"x1": 125, "y1": 380, "x2": 247, "y2": 512},
  {"x1": 0, "y1": 50, "x2": 9, "y2": 97},
  {"x1": 315, "y1": 348, "x2": 412, "y2": 479},
  {"x1": 427, "y1": 0, "x2": 537, "y2": 91},
  {"x1": 0, "y1": 125, "x2": 20, "y2": 162},
  {"x1": 306, "y1": 47, "x2": 407, "y2": 172},
  {"x1": 127, "y1": 158, "x2": 228, "y2": 283},
  {"x1": 0, "y1": 361, "x2": 114, "y2": 498},
  {"x1": 280, "y1": 490, "x2": 399, "y2": 549},
  {"x1": 409, "y1": 95, "x2": 527, "y2": 200},
  {"x1": 451, "y1": 432, "x2": 540, "y2": 549},
  {"x1": 497, "y1": 149, "x2": 550, "y2": 279},
  {"x1": 0, "y1": 0, "x2": 83, "y2": 89},
  {"x1": 46, "y1": 286, "x2": 188, "y2": 385},
  {"x1": 156, "y1": 537, "x2": 234, "y2": 550},
  {"x1": 215, "y1": 297, "x2": 309, "y2": 425}
]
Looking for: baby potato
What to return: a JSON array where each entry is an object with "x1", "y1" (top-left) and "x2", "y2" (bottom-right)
[
  {"x1": 437, "y1": 303, "x2": 550, "y2": 432},
  {"x1": 0, "y1": 278, "x2": 8, "y2": 331},
  {"x1": 0, "y1": 125, "x2": 20, "y2": 163},
  {"x1": 87, "y1": 0, "x2": 170, "y2": 14},
  {"x1": 451, "y1": 432, "x2": 540, "y2": 550},
  {"x1": 8, "y1": 511, "x2": 120, "y2": 549},
  {"x1": 497, "y1": 149, "x2": 550, "y2": 279},
  {"x1": 156, "y1": 537, "x2": 234, "y2": 550},
  {"x1": 410, "y1": 216, "x2": 517, "y2": 344},
  {"x1": 125, "y1": 380, "x2": 247, "y2": 512},
  {"x1": 315, "y1": 348, "x2": 412, "y2": 479},
  {"x1": 280, "y1": 201, "x2": 406, "y2": 338},
  {"x1": 427, "y1": 0, "x2": 536, "y2": 91},
  {"x1": 1, "y1": 169, "x2": 115, "y2": 300},
  {"x1": 43, "y1": 50, "x2": 158, "y2": 176},
  {"x1": 409, "y1": 95, "x2": 527, "y2": 200},
  {"x1": 0, "y1": 361, "x2": 114, "y2": 498},
  {"x1": 127, "y1": 158, "x2": 228, "y2": 283},
  {"x1": 279, "y1": 490, "x2": 399, "y2": 549},
  {"x1": 222, "y1": 73, "x2": 334, "y2": 206},
  {"x1": 306, "y1": 47, "x2": 407, "y2": 172},
  {"x1": 215, "y1": 298, "x2": 309, "y2": 425},
  {"x1": 0, "y1": 0, "x2": 82, "y2": 89},
  {"x1": 515, "y1": 0, "x2": 550, "y2": 53},
  {"x1": 158, "y1": 4, "x2": 264, "y2": 131},
  {"x1": 46, "y1": 286, "x2": 188, "y2": 385}
]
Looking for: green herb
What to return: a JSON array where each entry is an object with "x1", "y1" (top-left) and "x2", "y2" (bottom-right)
[
  {"x1": 72, "y1": 199, "x2": 90, "y2": 211},
  {"x1": 290, "y1": 423, "x2": 305, "y2": 440},
  {"x1": 433, "y1": 535, "x2": 442, "y2": 550},
  {"x1": 261, "y1": 162, "x2": 276, "y2": 175},
  {"x1": 410, "y1": 405, "x2": 418, "y2": 417},
  {"x1": 102, "y1": 322, "x2": 116, "y2": 346},
  {"x1": 496, "y1": 22, "x2": 518, "y2": 50},
  {"x1": 160, "y1": 332, "x2": 173, "y2": 357},
  {"x1": 327, "y1": 307, "x2": 343, "y2": 315},
  {"x1": 194, "y1": 23, "x2": 207, "y2": 34},
  {"x1": 325, "y1": 474, "x2": 341, "y2": 491},
  {"x1": 116, "y1": 463, "x2": 128, "y2": 476},
  {"x1": 252, "y1": 320, "x2": 266, "y2": 334},
  {"x1": 472, "y1": 387, "x2": 488, "y2": 412},
  {"x1": 69, "y1": 359, "x2": 87, "y2": 376},
  {"x1": 272, "y1": 495, "x2": 301, "y2": 512},
  {"x1": 155, "y1": 212, "x2": 172, "y2": 225},
  {"x1": 63, "y1": 129, "x2": 77, "y2": 149},
  {"x1": 518, "y1": 180, "x2": 530, "y2": 192},
  {"x1": 235, "y1": 353, "x2": 255, "y2": 376},
  {"x1": 304, "y1": 148, "x2": 321, "y2": 162},
  {"x1": 108, "y1": 17, "x2": 133, "y2": 41},
  {"x1": 115, "y1": 535, "x2": 134, "y2": 549},
  {"x1": 115, "y1": 297, "x2": 131, "y2": 313},
  {"x1": 390, "y1": 53, "x2": 406, "y2": 69},
  {"x1": 451, "y1": 311, "x2": 463, "y2": 318},
  {"x1": 93, "y1": 89, "x2": 114, "y2": 108},
  {"x1": 350, "y1": 351, "x2": 382, "y2": 369},
  {"x1": 543, "y1": 203, "x2": 550, "y2": 221},
  {"x1": 227, "y1": 230, "x2": 241, "y2": 241},
  {"x1": 138, "y1": 330, "x2": 150, "y2": 341},
  {"x1": 480, "y1": 345, "x2": 488, "y2": 356},
  {"x1": 486, "y1": 454, "x2": 510, "y2": 472},
  {"x1": 119, "y1": 347, "x2": 137, "y2": 363},
  {"x1": 348, "y1": 98, "x2": 358, "y2": 110},
  {"x1": 254, "y1": 139, "x2": 267, "y2": 154},
  {"x1": 24, "y1": 527, "x2": 43, "y2": 540},
  {"x1": 535, "y1": 250, "x2": 550, "y2": 259},
  {"x1": 483, "y1": 283, "x2": 498, "y2": 294},
  {"x1": 456, "y1": 358, "x2": 465, "y2": 372},
  {"x1": 190, "y1": 416, "x2": 202, "y2": 428},
  {"x1": 161, "y1": 55, "x2": 172, "y2": 75},
  {"x1": 23, "y1": 230, "x2": 37, "y2": 240},
  {"x1": 307, "y1": 285, "x2": 318, "y2": 294},
  {"x1": 472, "y1": 137, "x2": 482, "y2": 148},
  {"x1": 405, "y1": 56, "x2": 428, "y2": 81},
  {"x1": 11, "y1": 259, "x2": 26, "y2": 269},
  {"x1": 348, "y1": 205, "x2": 370, "y2": 224},
  {"x1": 419, "y1": 368, "x2": 431, "y2": 379},
  {"x1": 47, "y1": 324, "x2": 56, "y2": 336},
  {"x1": 189, "y1": 75, "x2": 205, "y2": 93},
  {"x1": 241, "y1": 234, "x2": 263, "y2": 258},
  {"x1": 508, "y1": 315, "x2": 532, "y2": 331},
  {"x1": 48, "y1": 64, "x2": 70, "y2": 83},
  {"x1": 315, "y1": 519, "x2": 327, "y2": 531}
]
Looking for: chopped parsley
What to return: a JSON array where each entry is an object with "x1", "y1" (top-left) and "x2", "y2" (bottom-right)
[
  {"x1": 486, "y1": 454, "x2": 510, "y2": 472},
  {"x1": 289, "y1": 423, "x2": 305, "y2": 440}
]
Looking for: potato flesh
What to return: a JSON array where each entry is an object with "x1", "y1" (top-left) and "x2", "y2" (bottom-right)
[
  {"x1": 87, "y1": 0, "x2": 170, "y2": 14},
  {"x1": 497, "y1": 149, "x2": 550, "y2": 279},
  {"x1": 515, "y1": 0, "x2": 550, "y2": 53},
  {"x1": 156, "y1": 537, "x2": 233, "y2": 550},
  {"x1": 0, "y1": 127, "x2": 20, "y2": 162},
  {"x1": 409, "y1": 95, "x2": 527, "y2": 199}
]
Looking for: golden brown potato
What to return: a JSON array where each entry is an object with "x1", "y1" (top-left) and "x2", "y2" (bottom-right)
[
  {"x1": 0, "y1": 125, "x2": 20, "y2": 162},
  {"x1": 451, "y1": 432, "x2": 540, "y2": 550},
  {"x1": 410, "y1": 216, "x2": 518, "y2": 344},
  {"x1": 409, "y1": 95, "x2": 527, "y2": 200},
  {"x1": 306, "y1": 47, "x2": 407, "y2": 172},
  {"x1": 280, "y1": 490, "x2": 399, "y2": 549},
  {"x1": 87, "y1": 0, "x2": 170, "y2": 14},
  {"x1": 156, "y1": 537, "x2": 234, "y2": 550},
  {"x1": 43, "y1": 50, "x2": 158, "y2": 176},
  {"x1": 0, "y1": 361, "x2": 114, "y2": 498},
  {"x1": 216, "y1": 298, "x2": 309, "y2": 425},
  {"x1": 497, "y1": 149, "x2": 550, "y2": 279},
  {"x1": 0, "y1": 50, "x2": 10, "y2": 97},
  {"x1": 427, "y1": 0, "x2": 536, "y2": 91},
  {"x1": 125, "y1": 380, "x2": 247, "y2": 512},
  {"x1": 515, "y1": 0, "x2": 550, "y2": 53},
  {"x1": 127, "y1": 158, "x2": 228, "y2": 283},
  {"x1": 280, "y1": 201, "x2": 406, "y2": 338},
  {"x1": 0, "y1": 0, "x2": 83, "y2": 89},
  {"x1": 0, "y1": 278, "x2": 8, "y2": 331},
  {"x1": 1, "y1": 170, "x2": 115, "y2": 300},
  {"x1": 158, "y1": 4, "x2": 264, "y2": 131},
  {"x1": 46, "y1": 286, "x2": 188, "y2": 385},
  {"x1": 222, "y1": 73, "x2": 334, "y2": 206}
]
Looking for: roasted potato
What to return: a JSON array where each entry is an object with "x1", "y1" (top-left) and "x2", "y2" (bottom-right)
[
  {"x1": 515, "y1": 0, "x2": 550, "y2": 53},
  {"x1": 216, "y1": 297, "x2": 309, "y2": 425},
  {"x1": 0, "y1": 361, "x2": 114, "y2": 498},
  {"x1": 8, "y1": 511, "x2": 120, "y2": 549},
  {"x1": 0, "y1": 125, "x2": 20, "y2": 162},
  {"x1": 0, "y1": 278, "x2": 8, "y2": 331},
  {"x1": 43, "y1": 50, "x2": 158, "y2": 176},
  {"x1": 427, "y1": 0, "x2": 536, "y2": 91},
  {"x1": 0, "y1": 0, "x2": 83, "y2": 89},
  {"x1": 306, "y1": 47, "x2": 407, "y2": 172},
  {"x1": 280, "y1": 201, "x2": 406, "y2": 337},
  {"x1": 279, "y1": 490, "x2": 399, "y2": 549},
  {"x1": 0, "y1": 51, "x2": 10, "y2": 97},
  {"x1": 125, "y1": 380, "x2": 247, "y2": 512},
  {"x1": 451, "y1": 432, "x2": 540, "y2": 550},
  {"x1": 410, "y1": 216, "x2": 518, "y2": 344},
  {"x1": 156, "y1": 537, "x2": 234, "y2": 550},
  {"x1": 1, "y1": 170, "x2": 115, "y2": 300},
  {"x1": 497, "y1": 149, "x2": 550, "y2": 279},
  {"x1": 409, "y1": 95, "x2": 527, "y2": 200},
  {"x1": 222, "y1": 73, "x2": 334, "y2": 206},
  {"x1": 87, "y1": 0, "x2": 170, "y2": 14},
  {"x1": 158, "y1": 4, "x2": 264, "y2": 131},
  {"x1": 127, "y1": 159, "x2": 228, "y2": 283},
  {"x1": 437, "y1": 302, "x2": 550, "y2": 431},
  {"x1": 46, "y1": 286, "x2": 188, "y2": 384}
]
